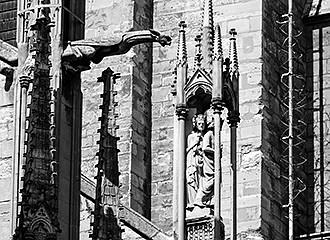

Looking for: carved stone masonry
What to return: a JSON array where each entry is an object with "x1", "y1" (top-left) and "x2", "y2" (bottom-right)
[
  {"x1": 91, "y1": 68, "x2": 121, "y2": 240},
  {"x1": 58, "y1": 30, "x2": 172, "y2": 240},
  {"x1": 62, "y1": 30, "x2": 171, "y2": 71},
  {"x1": 14, "y1": 8, "x2": 60, "y2": 240},
  {"x1": 172, "y1": 1, "x2": 240, "y2": 240}
]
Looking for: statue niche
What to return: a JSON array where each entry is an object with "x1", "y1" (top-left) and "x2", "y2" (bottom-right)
[{"x1": 185, "y1": 84, "x2": 215, "y2": 214}]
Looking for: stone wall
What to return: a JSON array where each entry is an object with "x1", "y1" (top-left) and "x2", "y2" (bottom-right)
[
  {"x1": 261, "y1": 0, "x2": 312, "y2": 238},
  {"x1": 0, "y1": 0, "x2": 325, "y2": 240},
  {"x1": 80, "y1": 0, "x2": 154, "y2": 238},
  {"x1": 79, "y1": 0, "x2": 267, "y2": 237},
  {"x1": 260, "y1": 1, "x2": 288, "y2": 238},
  {"x1": 0, "y1": 0, "x2": 16, "y2": 45},
  {"x1": 0, "y1": 1, "x2": 16, "y2": 238},
  {"x1": 0, "y1": 74, "x2": 13, "y2": 239}
]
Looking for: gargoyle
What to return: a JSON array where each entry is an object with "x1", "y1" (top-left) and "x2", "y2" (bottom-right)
[
  {"x1": 62, "y1": 29, "x2": 171, "y2": 71},
  {"x1": 0, "y1": 39, "x2": 18, "y2": 91},
  {"x1": 0, "y1": 66, "x2": 15, "y2": 91}
]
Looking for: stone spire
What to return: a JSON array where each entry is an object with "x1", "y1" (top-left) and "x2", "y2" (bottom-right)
[
  {"x1": 214, "y1": 24, "x2": 223, "y2": 60},
  {"x1": 201, "y1": 0, "x2": 214, "y2": 72},
  {"x1": 212, "y1": 24, "x2": 223, "y2": 100},
  {"x1": 177, "y1": 21, "x2": 187, "y2": 65},
  {"x1": 176, "y1": 21, "x2": 188, "y2": 106},
  {"x1": 229, "y1": 28, "x2": 239, "y2": 72},
  {"x1": 14, "y1": 10, "x2": 60, "y2": 240}
]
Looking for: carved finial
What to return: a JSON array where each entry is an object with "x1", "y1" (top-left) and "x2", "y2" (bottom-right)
[
  {"x1": 201, "y1": 0, "x2": 214, "y2": 72},
  {"x1": 194, "y1": 35, "x2": 202, "y2": 69},
  {"x1": 229, "y1": 28, "x2": 238, "y2": 72},
  {"x1": 214, "y1": 24, "x2": 223, "y2": 59},
  {"x1": 229, "y1": 29, "x2": 239, "y2": 114},
  {"x1": 177, "y1": 21, "x2": 187, "y2": 65}
]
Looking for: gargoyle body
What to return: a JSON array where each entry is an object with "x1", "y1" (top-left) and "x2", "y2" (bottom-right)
[
  {"x1": 0, "y1": 39, "x2": 18, "y2": 91},
  {"x1": 62, "y1": 29, "x2": 171, "y2": 71}
]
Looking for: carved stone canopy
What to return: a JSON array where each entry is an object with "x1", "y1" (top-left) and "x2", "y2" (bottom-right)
[
  {"x1": 62, "y1": 29, "x2": 171, "y2": 71},
  {"x1": 185, "y1": 68, "x2": 213, "y2": 113}
]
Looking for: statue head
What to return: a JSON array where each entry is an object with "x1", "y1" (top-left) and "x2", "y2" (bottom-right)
[{"x1": 192, "y1": 114, "x2": 206, "y2": 132}]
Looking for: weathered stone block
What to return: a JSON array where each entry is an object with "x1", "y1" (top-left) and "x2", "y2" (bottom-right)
[{"x1": 0, "y1": 140, "x2": 12, "y2": 158}]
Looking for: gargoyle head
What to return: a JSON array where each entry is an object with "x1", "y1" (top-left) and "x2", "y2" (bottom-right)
[
  {"x1": 149, "y1": 29, "x2": 171, "y2": 47},
  {"x1": 0, "y1": 67, "x2": 14, "y2": 92},
  {"x1": 157, "y1": 35, "x2": 172, "y2": 47}
]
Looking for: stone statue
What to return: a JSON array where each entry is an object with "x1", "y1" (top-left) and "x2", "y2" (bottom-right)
[
  {"x1": 62, "y1": 29, "x2": 171, "y2": 71},
  {"x1": 186, "y1": 114, "x2": 206, "y2": 208},
  {"x1": 194, "y1": 109, "x2": 215, "y2": 207}
]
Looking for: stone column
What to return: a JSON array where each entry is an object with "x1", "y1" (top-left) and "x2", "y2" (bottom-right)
[
  {"x1": 10, "y1": 0, "x2": 29, "y2": 234},
  {"x1": 212, "y1": 23, "x2": 225, "y2": 240},
  {"x1": 175, "y1": 21, "x2": 188, "y2": 240},
  {"x1": 228, "y1": 28, "x2": 239, "y2": 240},
  {"x1": 172, "y1": 95, "x2": 179, "y2": 238},
  {"x1": 55, "y1": 1, "x2": 85, "y2": 239},
  {"x1": 176, "y1": 105, "x2": 188, "y2": 240},
  {"x1": 228, "y1": 112, "x2": 239, "y2": 240},
  {"x1": 212, "y1": 100, "x2": 224, "y2": 239}
]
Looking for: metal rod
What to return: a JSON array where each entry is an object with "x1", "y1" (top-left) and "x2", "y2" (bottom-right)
[
  {"x1": 288, "y1": 0, "x2": 294, "y2": 239},
  {"x1": 318, "y1": 27, "x2": 325, "y2": 232},
  {"x1": 230, "y1": 125, "x2": 237, "y2": 240},
  {"x1": 213, "y1": 108, "x2": 222, "y2": 239}
]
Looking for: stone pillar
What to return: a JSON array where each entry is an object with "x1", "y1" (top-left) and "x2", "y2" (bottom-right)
[
  {"x1": 212, "y1": 101, "x2": 224, "y2": 239},
  {"x1": 174, "y1": 21, "x2": 188, "y2": 240},
  {"x1": 54, "y1": 1, "x2": 85, "y2": 239},
  {"x1": 10, "y1": 0, "x2": 29, "y2": 234},
  {"x1": 212, "y1": 23, "x2": 224, "y2": 240},
  {"x1": 172, "y1": 96, "x2": 179, "y2": 238},
  {"x1": 176, "y1": 105, "x2": 187, "y2": 240},
  {"x1": 228, "y1": 112, "x2": 239, "y2": 240}
]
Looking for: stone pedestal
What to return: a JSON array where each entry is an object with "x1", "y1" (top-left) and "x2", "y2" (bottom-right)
[{"x1": 186, "y1": 215, "x2": 224, "y2": 240}]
